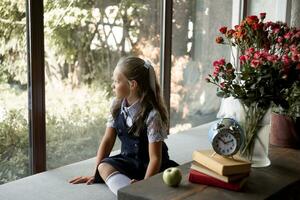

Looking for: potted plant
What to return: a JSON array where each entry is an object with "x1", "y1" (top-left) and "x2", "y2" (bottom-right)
[
  {"x1": 270, "y1": 81, "x2": 300, "y2": 148},
  {"x1": 206, "y1": 13, "x2": 300, "y2": 166}
]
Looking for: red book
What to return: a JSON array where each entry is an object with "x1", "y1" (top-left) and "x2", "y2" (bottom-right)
[{"x1": 188, "y1": 169, "x2": 247, "y2": 191}]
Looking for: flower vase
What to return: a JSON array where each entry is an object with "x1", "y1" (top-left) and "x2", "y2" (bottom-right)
[
  {"x1": 239, "y1": 101, "x2": 271, "y2": 168},
  {"x1": 250, "y1": 124, "x2": 271, "y2": 167}
]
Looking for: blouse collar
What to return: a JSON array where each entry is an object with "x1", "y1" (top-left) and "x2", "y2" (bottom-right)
[{"x1": 121, "y1": 98, "x2": 141, "y2": 119}]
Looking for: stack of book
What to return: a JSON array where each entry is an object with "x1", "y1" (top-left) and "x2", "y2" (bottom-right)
[{"x1": 188, "y1": 150, "x2": 251, "y2": 191}]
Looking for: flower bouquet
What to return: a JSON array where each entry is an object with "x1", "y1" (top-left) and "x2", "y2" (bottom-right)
[{"x1": 206, "y1": 13, "x2": 300, "y2": 163}]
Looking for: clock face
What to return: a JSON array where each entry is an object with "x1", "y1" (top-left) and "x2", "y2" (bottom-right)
[{"x1": 212, "y1": 130, "x2": 237, "y2": 156}]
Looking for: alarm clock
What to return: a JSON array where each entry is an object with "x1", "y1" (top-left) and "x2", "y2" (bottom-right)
[{"x1": 208, "y1": 118, "x2": 244, "y2": 156}]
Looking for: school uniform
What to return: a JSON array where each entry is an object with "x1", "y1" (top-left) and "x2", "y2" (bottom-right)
[{"x1": 94, "y1": 98, "x2": 178, "y2": 183}]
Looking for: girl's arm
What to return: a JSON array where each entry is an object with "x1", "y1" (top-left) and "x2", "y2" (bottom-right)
[
  {"x1": 69, "y1": 127, "x2": 117, "y2": 185},
  {"x1": 143, "y1": 141, "x2": 162, "y2": 179},
  {"x1": 93, "y1": 127, "x2": 117, "y2": 174}
]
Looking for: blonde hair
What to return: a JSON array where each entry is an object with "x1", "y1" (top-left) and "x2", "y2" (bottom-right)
[{"x1": 111, "y1": 56, "x2": 169, "y2": 136}]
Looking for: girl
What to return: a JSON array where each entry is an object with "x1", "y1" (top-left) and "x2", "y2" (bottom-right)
[{"x1": 69, "y1": 56, "x2": 178, "y2": 196}]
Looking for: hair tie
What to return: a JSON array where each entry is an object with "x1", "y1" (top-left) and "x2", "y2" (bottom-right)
[{"x1": 144, "y1": 60, "x2": 157, "y2": 98}]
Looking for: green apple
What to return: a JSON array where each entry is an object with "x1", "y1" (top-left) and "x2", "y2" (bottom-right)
[{"x1": 162, "y1": 167, "x2": 182, "y2": 187}]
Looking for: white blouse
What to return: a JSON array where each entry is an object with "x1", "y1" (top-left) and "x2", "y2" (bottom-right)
[{"x1": 106, "y1": 98, "x2": 168, "y2": 143}]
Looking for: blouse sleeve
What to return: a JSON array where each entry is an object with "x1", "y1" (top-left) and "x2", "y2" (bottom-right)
[
  {"x1": 106, "y1": 98, "x2": 117, "y2": 128},
  {"x1": 146, "y1": 110, "x2": 168, "y2": 143}
]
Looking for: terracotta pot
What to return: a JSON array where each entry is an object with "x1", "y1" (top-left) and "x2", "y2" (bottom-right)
[{"x1": 270, "y1": 112, "x2": 300, "y2": 149}]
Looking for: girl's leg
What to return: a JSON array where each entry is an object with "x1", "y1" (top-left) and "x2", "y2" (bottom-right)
[
  {"x1": 98, "y1": 162, "x2": 117, "y2": 181},
  {"x1": 98, "y1": 163, "x2": 131, "y2": 196}
]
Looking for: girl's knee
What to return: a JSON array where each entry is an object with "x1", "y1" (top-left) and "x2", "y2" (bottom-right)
[
  {"x1": 98, "y1": 163, "x2": 109, "y2": 174},
  {"x1": 98, "y1": 163, "x2": 117, "y2": 180}
]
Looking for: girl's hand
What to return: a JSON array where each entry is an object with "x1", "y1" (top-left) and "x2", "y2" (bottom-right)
[
  {"x1": 69, "y1": 176, "x2": 95, "y2": 185},
  {"x1": 130, "y1": 179, "x2": 139, "y2": 184}
]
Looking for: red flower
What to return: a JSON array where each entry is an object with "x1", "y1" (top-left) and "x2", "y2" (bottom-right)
[
  {"x1": 233, "y1": 25, "x2": 246, "y2": 39},
  {"x1": 239, "y1": 55, "x2": 247, "y2": 64},
  {"x1": 252, "y1": 23, "x2": 262, "y2": 30},
  {"x1": 219, "y1": 26, "x2": 227, "y2": 34},
  {"x1": 215, "y1": 36, "x2": 224, "y2": 44},
  {"x1": 226, "y1": 29, "x2": 235, "y2": 38},
  {"x1": 246, "y1": 15, "x2": 259, "y2": 25},
  {"x1": 260, "y1": 13, "x2": 266, "y2": 20},
  {"x1": 250, "y1": 59, "x2": 261, "y2": 68}
]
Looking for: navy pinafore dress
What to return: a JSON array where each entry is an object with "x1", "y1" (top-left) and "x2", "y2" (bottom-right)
[{"x1": 94, "y1": 107, "x2": 178, "y2": 183}]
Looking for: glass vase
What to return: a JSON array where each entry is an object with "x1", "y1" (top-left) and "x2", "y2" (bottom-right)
[{"x1": 239, "y1": 101, "x2": 271, "y2": 168}]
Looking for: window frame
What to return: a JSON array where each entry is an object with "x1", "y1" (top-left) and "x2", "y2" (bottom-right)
[
  {"x1": 27, "y1": 0, "x2": 285, "y2": 174},
  {"x1": 26, "y1": 0, "x2": 46, "y2": 173}
]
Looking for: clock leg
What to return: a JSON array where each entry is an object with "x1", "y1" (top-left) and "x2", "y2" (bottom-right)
[{"x1": 210, "y1": 152, "x2": 217, "y2": 157}]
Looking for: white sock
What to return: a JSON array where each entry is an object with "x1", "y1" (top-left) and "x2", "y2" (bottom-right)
[{"x1": 105, "y1": 171, "x2": 131, "y2": 196}]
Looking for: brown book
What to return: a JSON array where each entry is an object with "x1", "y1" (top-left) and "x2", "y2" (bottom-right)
[
  {"x1": 191, "y1": 161, "x2": 249, "y2": 183},
  {"x1": 192, "y1": 150, "x2": 251, "y2": 176}
]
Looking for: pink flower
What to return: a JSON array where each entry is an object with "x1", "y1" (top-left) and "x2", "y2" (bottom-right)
[
  {"x1": 290, "y1": 44, "x2": 297, "y2": 52},
  {"x1": 277, "y1": 36, "x2": 283, "y2": 43},
  {"x1": 212, "y1": 61, "x2": 223, "y2": 77},
  {"x1": 266, "y1": 55, "x2": 278, "y2": 63},
  {"x1": 213, "y1": 71, "x2": 218, "y2": 77},
  {"x1": 282, "y1": 54, "x2": 291, "y2": 65},
  {"x1": 284, "y1": 32, "x2": 292, "y2": 39},
  {"x1": 254, "y1": 51, "x2": 261, "y2": 59},
  {"x1": 214, "y1": 66, "x2": 220, "y2": 72},
  {"x1": 213, "y1": 58, "x2": 226, "y2": 67},
  {"x1": 261, "y1": 50, "x2": 269, "y2": 58},
  {"x1": 291, "y1": 54, "x2": 299, "y2": 62},
  {"x1": 245, "y1": 47, "x2": 255, "y2": 56},
  {"x1": 213, "y1": 60, "x2": 219, "y2": 67},
  {"x1": 273, "y1": 28, "x2": 280, "y2": 34},
  {"x1": 250, "y1": 59, "x2": 261, "y2": 68},
  {"x1": 218, "y1": 58, "x2": 226, "y2": 66}
]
